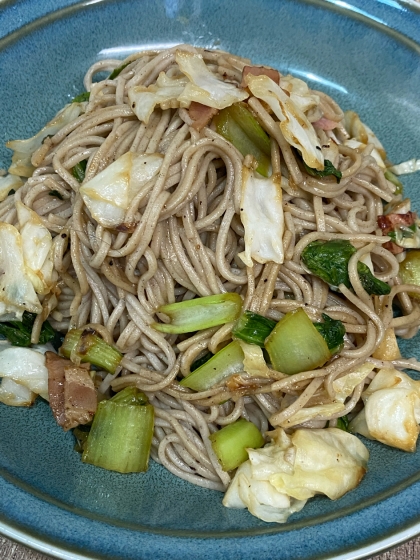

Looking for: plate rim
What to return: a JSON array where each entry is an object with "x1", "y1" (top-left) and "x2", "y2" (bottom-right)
[{"x1": 1, "y1": 0, "x2": 420, "y2": 558}]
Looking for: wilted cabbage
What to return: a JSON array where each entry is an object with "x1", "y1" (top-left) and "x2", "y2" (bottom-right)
[
  {"x1": 0, "y1": 223, "x2": 42, "y2": 320},
  {"x1": 245, "y1": 73, "x2": 324, "y2": 170},
  {"x1": 176, "y1": 50, "x2": 248, "y2": 110},
  {"x1": 16, "y1": 200, "x2": 54, "y2": 295},
  {"x1": 0, "y1": 346, "x2": 49, "y2": 403},
  {"x1": 238, "y1": 166, "x2": 284, "y2": 267},
  {"x1": 349, "y1": 367, "x2": 420, "y2": 452},
  {"x1": 344, "y1": 111, "x2": 386, "y2": 162},
  {"x1": 0, "y1": 174, "x2": 23, "y2": 203},
  {"x1": 388, "y1": 158, "x2": 420, "y2": 176},
  {"x1": 280, "y1": 75, "x2": 320, "y2": 114},
  {"x1": 0, "y1": 377, "x2": 35, "y2": 407},
  {"x1": 6, "y1": 103, "x2": 84, "y2": 177},
  {"x1": 223, "y1": 427, "x2": 369, "y2": 522},
  {"x1": 128, "y1": 72, "x2": 188, "y2": 124},
  {"x1": 80, "y1": 152, "x2": 164, "y2": 228}
]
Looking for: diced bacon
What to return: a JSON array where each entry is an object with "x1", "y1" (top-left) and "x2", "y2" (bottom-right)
[
  {"x1": 377, "y1": 212, "x2": 417, "y2": 235},
  {"x1": 383, "y1": 240, "x2": 405, "y2": 255},
  {"x1": 188, "y1": 102, "x2": 219, "y2": 131},
  {"x1": 241, "y1": 65, "x2": 280, "y2": 87},
  {"x1": 46, "y1": 351, "x2": 96, "y2": 431},
  {"x1": 64, "y1": 366, "x2": 97, "y2": 430},
  {"x1": 313, "y1": 117, "x2": 339, "y2": 131}
]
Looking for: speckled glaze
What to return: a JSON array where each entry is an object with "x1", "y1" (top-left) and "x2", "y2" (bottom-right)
[{"x1": 1, "y1": 1, "x2": 420, "y2": 559}]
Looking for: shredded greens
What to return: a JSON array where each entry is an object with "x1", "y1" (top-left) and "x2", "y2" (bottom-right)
[
  {"x1": 303, "y1": 159, "x2": 342, "y2": 183},
  {"x1": 72, "y1": 91, "x2": 90, "y2": 103}
]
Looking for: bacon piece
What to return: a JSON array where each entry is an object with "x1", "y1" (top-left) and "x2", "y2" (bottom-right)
[
  {"x1": 241, "y1": 65, "x2": 280, "y2": 87},
  {"x1": 188, "y1": 102, "x2": 219, "y2": 131},
  {"x1": 64, "y1": 366, "x2": 97, "y2": 430},
  {"x1": 313, "y1": 117, "x2": 339, "y2": 131},
  {"x1": 46, "y1": 351, "x2": 96, "y2": 431},
  {"x1": 377, "y1": 212, "x2": 417, "y2": 235},
  {"x1": 383, "y1": 241, "x2": 405, "y2": 255}
]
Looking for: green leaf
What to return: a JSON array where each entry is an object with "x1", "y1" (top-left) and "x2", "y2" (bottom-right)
[
  {"x1": 72, "y1": 91, "x2": 90, "y2": 103},
  {"x1": 301, "y1": 239, "x2": 356, "y2": 289},
  {"x1": 303, "y1": 159, "x2": 342, "y2": 183},
  {"x1": 190, "y1": 352, "x2": 214, "y2": 372},
  {"x1": 71, "y1": 160, "x2": 88, "y2": 183},
  {"x1": 108, "y1": 62, "x2": 130, "y2": 80},
  {"x1": 357, "y1": 262, "x2": 391, "y2": 295},
  {"x1": 0, "y1": 311, "x2": 59, "y2": 347},
  {"x1": 313, "y1": 313, "x2": 345, "y2": 355},
  {"x1": 335, "y1": 415, "x2": 349, "y2": 431},
  {"x1": 8, "y1": 189, "x2": 15, "y2": 196},
  {"x1": 232, "y1": 310, "x2": 276, "y2": 347},
  {"x1": 48, "y1": 190, "x2": 64, "y2": 200}
]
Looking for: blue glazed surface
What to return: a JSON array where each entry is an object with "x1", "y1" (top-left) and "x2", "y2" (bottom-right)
[{"x1": 1, "y1": 1, "x2": 420, "y2": 558}]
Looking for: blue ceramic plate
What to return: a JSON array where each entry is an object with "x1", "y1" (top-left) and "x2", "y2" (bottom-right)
[{"x1": 1, "y1": 1, "x2": 420, "y2": 558}]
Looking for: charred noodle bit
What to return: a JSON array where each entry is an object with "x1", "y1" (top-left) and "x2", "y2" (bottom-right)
[{"x1": 2, "y1": 44, "x2": 420, "y2": 524}]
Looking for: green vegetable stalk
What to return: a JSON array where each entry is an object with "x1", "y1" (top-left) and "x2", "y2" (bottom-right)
[
  {"x1": 209, "y1": 418, "x2": 264, "y2": 471},
  {"x1": 265, "y1": 308, "x2": 331, "y2": 375},
  {"x1": 180, "y1": 340, "x2": 244, "y2": 391},
  {"x1": 384, "y1": 169, "x2": 403, "y2": 196},
  {"x1": 301, "y1": 239, "x2": 391, "y2": 295},
  {"x1": 214, "y1": 102, "x2": 271, "y2": 176},
  {"x1": 60, "y1": 328, "x2": 122, "y2": 373},
  {"x1": 152, "y1": 293, "x2": 242, "y2": 334},
  {"x1": 82, "y1": 387, "x2": 154, "y2": 473}
]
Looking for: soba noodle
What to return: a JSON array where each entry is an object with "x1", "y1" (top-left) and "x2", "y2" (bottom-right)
[{"x1": 2, "y1": 44, "x2": 420, "y2": 495}]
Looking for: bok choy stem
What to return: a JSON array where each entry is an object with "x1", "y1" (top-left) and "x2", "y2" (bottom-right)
[{"x1": 60, "y1": 328, "x2": 122, "y2": 373}]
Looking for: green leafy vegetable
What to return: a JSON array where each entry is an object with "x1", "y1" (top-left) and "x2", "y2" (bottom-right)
[
  {"x1": 82, "y1": 387, "x2": 154, "y2": 473},
  {"x1": 180, "y1": 340, "x2": 244, "y2": 391},
  {"x1": 0, "y1": 311, "x2": 61, "y2": 348},
  {"x1": 190, "y1": 352, "x2": 214, "y2": 372},
  {"x1": 73, "y1": 424, "x2": 91, "y2": 453},
  {"x1": 71, "y1": 160, "x2": 88, "y2": 183},
  {"x1": 108, "y1": 61, "x2": 130, "y2": 80},
  {"x1": 209, "y1": 418, "x2": 264, "y2": 471},
  {"x1": 301, "y1": 239, "x2": 391, "y2": 295},
  {"x1": 48, "y1": 190, "x2": 64, "y2": 200},
  {"x1": 72, "y1": 91, "x2": 90, "y2": 103},
  {"x1": 8, "y1": 189, "x2": 15, "y2": 196},
  {"x1": 313, "y1": 314, "x2": 346, "y2": 355},
  {"x1": 335, "y1": 415, "x2": 349, "y2": 432},
  {"x1": 214, "y1": 102, "x2": 271, "y2": 176},
  {"x1": 232, "y1": 311, "x2": 276, "y2": 347},
  {"x1": 303, "y1": 159, "x2": 342, "y2": 183},
  {"x1": 265, "y1": 308, "x2": 331, "y2": 375},
  {"x1": 60, "y1": 328, "x2": 122, "y2": 373},
  {"x1": 152, "y1": 293, "x2": 242, "y2": 334}
]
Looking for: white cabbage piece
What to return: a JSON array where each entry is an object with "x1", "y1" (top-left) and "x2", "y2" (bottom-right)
[
  {"x1": 344, "y1": 138, "x2": 385, "y2": 169},
  {"x1": 0, "y1": 174, "x2": 23, "y2": 203},
  {"x1": 6, "y1": 103, "x2": 84, "y2": 177},
  {"x1": 245, "y1": 74, "x2": 324, "y2": 170},
  {"x1": 128, "y1": 72, "x2": 188, "y2": 124},
  {"x1": 0, "y1": 222, "x2": 42, "y2": 320},
  {"x1": 332, "y1": 362, "x2": 374, "y2": 403},
  {"x1": 388, "y1": 158, "x2": 420, "y2": 176},
  {"x1": 0, "y1": 377, "x2": 36, "y2": 407},
  {"x1": 80, "y1": 152, "x2": 163, "y2": 228},
  {"x1": 349, "y1": 368, "x2": 420, "y2": 452},
  {"x1": 283, "y1": 402, "x2": 345, "y2": 429},
  {"x1": 0, "y1": 346, "x2": 49, "y2": 401},
  {"x1": 344, "y1": 111, "x2": 386, "y2": 159},
  {"x1": 238, "y1": 167, "x2": 284, "y2": 267},
  {"x1": 280, "y1": 75, "x2": 320, "y2": 114},
  {"x1": 238, "y1": 340, "x2": 271, "y2": 378},
  {"x1": 176, "y1": 50, "x2": 248, "y2": 110},
  {"x1": 223, "y1": 427, "x2": 369, "y2": 523},
  {"x1": 16, "y1": 200, "x2": 54, "y2": 295}
]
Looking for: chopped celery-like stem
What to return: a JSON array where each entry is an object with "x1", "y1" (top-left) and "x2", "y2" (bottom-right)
[
  {"x1": 180, "y1": 340, "x2": 244, "y2": 391},
  {"x1": 399, "y1": 250, "x2": 420, "y2": 300},
  {"x1": 152, "y1": 293, "x2": 242, "y2": 334},
  {"x1": 228, "y1": 103, "x2": 271, "y2": 156},
  {"x1": 265, "y1": 308, "x2": 330, "y2": 375},
  {"x1": 232, "y1": 311, "x2": 276, "y2": 347},
  {"x1": 209, "y1": 418, "x2": 264, "y2": 471},
  {"x1": 82, "y1": 387, "x2": 154, "y2": 473},
  {"x1": 60, "y1": 328, "x2": 122, "y2": 373},
  {"x1": 214, "y1": 104, "x2": 271, "y2": 177}
]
